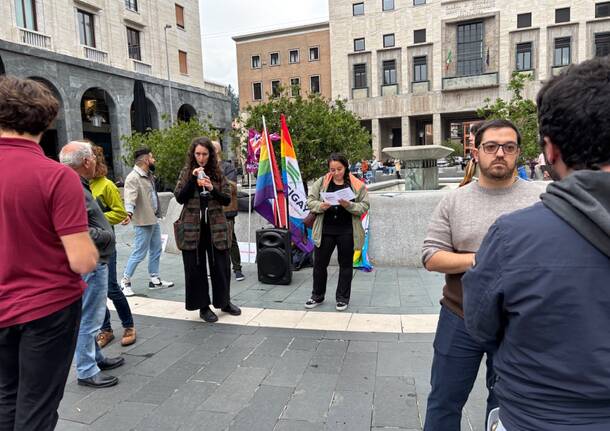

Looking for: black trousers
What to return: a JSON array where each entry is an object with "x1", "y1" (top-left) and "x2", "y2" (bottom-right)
[
  {"x1": 312, "y1": 233, "x2": 354, "y2": 303},
  {"x1": 226, "y1": 218, "x2": 242, "y2": 272},
  {"x1": 182, "y1": 221, "x2": 231, "y2": 310},
  {"x1": 0, "y1": 299, "x2": 81, "y2": 431}
]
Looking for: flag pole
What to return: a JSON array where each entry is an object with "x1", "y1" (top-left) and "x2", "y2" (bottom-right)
[
  {"x1": 262, "y1": 115, "x2": 282, "y2": 228},
  {"x1": 247, "y1": 171, "x2": 252, "y2": 263}
]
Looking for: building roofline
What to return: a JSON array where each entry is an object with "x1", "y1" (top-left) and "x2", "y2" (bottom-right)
[{"x1": 232, "y1": 21, "x2": 329, "y2": 43}]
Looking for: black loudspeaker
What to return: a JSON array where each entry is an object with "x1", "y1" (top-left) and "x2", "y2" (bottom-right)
[{"x1": 256, "y1": 228, "x2": 292, "y2": 285}]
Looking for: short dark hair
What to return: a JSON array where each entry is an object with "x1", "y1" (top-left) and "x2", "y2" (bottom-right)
[
  {"x1": 537, "y1": 57, "x2": 610, "y2": 170},
  {"x1": 0, "y1": 76, "x2": 59, "y2": 135},
  {"x1": 474, "y1": 119, "x2": 522, "y2": 148},
  {"x1": 133, "y1": 147, "x2": 152, "y2": 161}
]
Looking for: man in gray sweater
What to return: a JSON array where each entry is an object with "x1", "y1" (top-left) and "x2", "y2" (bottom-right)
[
  {"x1": 60, "y1": 141, "x2": 124, "y2": 388},
  {"x1": 421, "y1": 119, "x2": 545, "y2": 430}
]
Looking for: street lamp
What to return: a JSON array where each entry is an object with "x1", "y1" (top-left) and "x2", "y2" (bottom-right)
[{"x1": 164, "y1": 24, "x2": 174, "y2": 126}]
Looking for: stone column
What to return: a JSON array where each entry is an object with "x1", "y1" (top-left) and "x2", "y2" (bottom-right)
[
  {"x1": 432, "y1": 113, "x2": 442, "y2": 146},
  {"x1": 401, "y1": 116, "x2": 411, "y2": 147},
  {"x1": 371, "y1": 118, "x2": 381, "y2": 159}
]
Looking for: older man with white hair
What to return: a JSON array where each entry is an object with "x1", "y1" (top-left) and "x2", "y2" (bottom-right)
[{"x1": 59, "y1": 141, "x2": 124, "y2": 388}]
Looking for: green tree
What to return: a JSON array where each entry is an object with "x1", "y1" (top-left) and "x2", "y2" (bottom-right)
[
  {"x1": 243, "y1": 86, "x2": 372, "y2": 182},
  {"x1": 477, "y1": 72, "x2": 540, "y2": 161},
  {"x1": 443, "y1": 139, "x2": 465, "y2": 165},
  {"x1": 227, "y1": 84, "x2": 240, "y2": 119},
  {"x1": 121, "y1": 116, "x2": 219, "y2": 190}
]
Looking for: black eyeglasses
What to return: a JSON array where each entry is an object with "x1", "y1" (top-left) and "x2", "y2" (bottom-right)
[{"x1": 480, "y1": 142, "x2": 520, "y2": 155}]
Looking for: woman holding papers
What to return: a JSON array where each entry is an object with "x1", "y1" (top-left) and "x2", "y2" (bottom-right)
[
  {"x1": 305, "y1": 153, "x2": 370, "y2": 311},
  {"x1": 174, "y1": 137, "x2": 241, "y2": 323}
]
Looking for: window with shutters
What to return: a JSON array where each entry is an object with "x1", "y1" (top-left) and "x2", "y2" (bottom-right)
[
  {"x1": 555, "y1": 7, "x2": 570, "y2": 23},
  {"x1": 517, "y1": 13, "x2": 531, "y2": 28},
  {"x1": 353, "y1": 64, "x2": 367, "y2": 89},
  {"x1": 127, "y1": 27, "x2": 141, "y2": 61},
  {"x1": 553, "y1": 37, "x2": 571, "y2": 66},
  {"x1": 413, "y1": 56, "x2": 427, "y2": 82},
  {"x1": 457, "y1": 22, "x2": 483, "y2": 76},
  {"x1": 595, "y1": 32, "x2": 610, "y2": 57},
  {"x1": 516, "y1": 42, "x2": 532, "y2": 71},
  {"x1": 414, "y1": 29, "x2": 426, "y2": 44},
  {"x1": 175, "y1": 4, "x2": 185, "y2": 29},
  {"x1": 179, "y1": 50, "x2": 188, "y2": 74},
  {"x1": 596, "y1": 2, "x2": 610, "y2": 18}
]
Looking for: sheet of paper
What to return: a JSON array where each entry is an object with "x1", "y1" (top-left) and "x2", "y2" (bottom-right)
[{"x1": 321, "y1": 187, "x2": 356, "y2": 205}]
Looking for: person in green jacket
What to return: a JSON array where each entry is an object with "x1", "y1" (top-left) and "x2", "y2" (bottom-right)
[
  {"x1": 90, "y1": 145, "x2": 136, "y2": 347},
  {"x1": 305, "y1": 153, "x2": 370, "y2": 311}
]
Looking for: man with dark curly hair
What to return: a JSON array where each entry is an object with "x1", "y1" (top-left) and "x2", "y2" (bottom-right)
[
  {"x1": 0, "y1": 76, "x2": 99, "y2": 430},
  {"x1": 463, "y1": 57, "x2": 610, "y2": 430}
]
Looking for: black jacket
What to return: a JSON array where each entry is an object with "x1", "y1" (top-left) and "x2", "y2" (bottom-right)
[
  {"x1": 82, "y1": 177, "x2": 115, "y2": 264},
  {"x1": 463, "y1": 170, "x2": 610, "y2": 430}
]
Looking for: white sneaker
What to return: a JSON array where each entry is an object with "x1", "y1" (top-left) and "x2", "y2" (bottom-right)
[
  {"x1": 120, "y1": 278, "x2": 135, "y2": 297},
  {"x1": 148, "y1": 276, "x2": 174, "y2": 290}
]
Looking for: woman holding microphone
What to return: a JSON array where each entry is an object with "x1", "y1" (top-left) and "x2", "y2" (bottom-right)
[
  {"x1": 174, "y1": 137, "x2": 241, "y2": 322},
  {"x1": 305, "y1": 153, "x2": 370, "y2": 311}
]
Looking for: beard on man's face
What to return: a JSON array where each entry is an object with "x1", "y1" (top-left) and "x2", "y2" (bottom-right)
[{"x1": 479, "y1": 156, "x2": 516, "y2": 181}]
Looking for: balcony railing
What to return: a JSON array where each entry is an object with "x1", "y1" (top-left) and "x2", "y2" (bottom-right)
[
  {"x1": 133, "y1": 60, "x2": 152, "y2": 75},
  {"x1": 381, "y1": 83, "x2": 399, "y2": 96},
  {"x1": 442, "y1": 72, "x2": 498, "y2": 91},
  {"x1": 411, "y1": 80, "x2": 430, "y2": 94},
  {"x1": 83, "y1": 46, "x2": 109, "y2": 64},
  {"x1": 352, "y1": 87, "x2": 369, "y2": 99},
  {"x1": 18, "y1": 27, "x2": 52, "y2": 49}
]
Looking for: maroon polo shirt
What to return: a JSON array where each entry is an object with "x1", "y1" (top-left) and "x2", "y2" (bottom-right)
[{"x1": 0, "y1": 137, "x2": 88, "y2": 328}]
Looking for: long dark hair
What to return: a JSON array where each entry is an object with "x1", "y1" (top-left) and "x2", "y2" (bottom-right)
[
  {"x1": 183, "y1": 136, "x2": 221, "y2": 182},
  {"x1": 328, "y1": 152, "x2": 350, "y2": 183}
]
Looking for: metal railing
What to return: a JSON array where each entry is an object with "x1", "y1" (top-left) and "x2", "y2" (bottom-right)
[
  {"x1": 133, "y1": 60, "x2": 152, "y2": 75},
  {"x1": 83, "y1": 46, "x2": 109, "y2": 64},
  {"x1": 18, "y1": 28, "x2": 52, "y2": 49}
]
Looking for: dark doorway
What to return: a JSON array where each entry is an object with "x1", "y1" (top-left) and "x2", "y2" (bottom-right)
[
  {"x1": 177, "y1": 104, "x2": 197, "y2": 122},
  {"x1": 391, "y1": 128, "x2": 402, "y2": 147},
  {"x1": 40, "y1": 129, "x2": 58, "y2": 160}
]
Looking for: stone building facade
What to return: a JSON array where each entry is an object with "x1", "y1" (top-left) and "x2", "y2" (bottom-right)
[
  {"x1": 329, "y1": 0, "x2": 610, "y2": 158},
  {"x1": 1, "y1": 0, "x2": 231, "y2": 179},
  {"x1": 233, "y1": 22, "x2": 332, "y2": 110}
]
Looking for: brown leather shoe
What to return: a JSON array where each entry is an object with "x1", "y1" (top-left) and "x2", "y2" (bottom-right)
[
  {"x1": 96, "y1": 330, "x2": 114, "y2": 348},
  {"x1": 121, "y1": 327, "x2": 136, "y2": 346}
]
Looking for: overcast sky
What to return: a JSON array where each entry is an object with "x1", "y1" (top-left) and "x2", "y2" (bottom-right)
[{"x1": 199, "y1": 0, "x2": 329, "y2": 93}]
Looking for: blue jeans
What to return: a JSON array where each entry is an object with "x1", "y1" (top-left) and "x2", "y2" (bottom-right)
[
  {"x1": 124, "y1": 223, "x2": 162, "y2": 279},
  {"x1": 424, "y1": 306, "x2": 498, "y2": 431},
  {"x1": 101, "y1": 249, "x2": 134, "y2": 331},
  {"x1": 75, "y1": 264, "x2": 108, "y2": 379}
]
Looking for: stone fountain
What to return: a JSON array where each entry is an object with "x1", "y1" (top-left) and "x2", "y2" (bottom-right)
[{"x1": 382, "y1": 145, "x2": 453, "y2": 190}]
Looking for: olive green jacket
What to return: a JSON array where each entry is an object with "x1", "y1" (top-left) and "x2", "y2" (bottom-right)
[{"x1": 307, "y1": 173, "x2": 370, "y2": 249}]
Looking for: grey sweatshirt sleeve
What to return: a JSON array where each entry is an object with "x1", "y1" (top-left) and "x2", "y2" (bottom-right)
[{"x1": 421, "y1": 195, "x2": 455, "y2": 265}]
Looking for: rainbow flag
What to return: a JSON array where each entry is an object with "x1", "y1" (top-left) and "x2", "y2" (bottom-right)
[
  {"x1": 353, "y1": 211, "x2": 373, "y2": 272},
  {"x1": 280, "y1": 114, "x2": 314, "y2": 253},
  {"x1": 254, "y1": 117, "x2": 287, "y2": 228}
]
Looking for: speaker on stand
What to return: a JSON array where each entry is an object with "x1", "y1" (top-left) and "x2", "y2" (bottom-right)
[{"x1": 256, "y1": 228, "x2": 292, "y2": 285}]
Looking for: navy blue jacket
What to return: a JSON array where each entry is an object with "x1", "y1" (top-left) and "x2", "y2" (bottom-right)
[{"x1": 463, "y1": 171, "x2": 610, "y2": 431}]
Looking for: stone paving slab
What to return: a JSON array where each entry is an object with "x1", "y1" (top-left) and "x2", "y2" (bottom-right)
[
  {"x1": 114, "y1": 225, "x2": 444, "y2": 315},
  {"x1": 57, "y1": 313, "x2": 488, "y2": 431}
]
